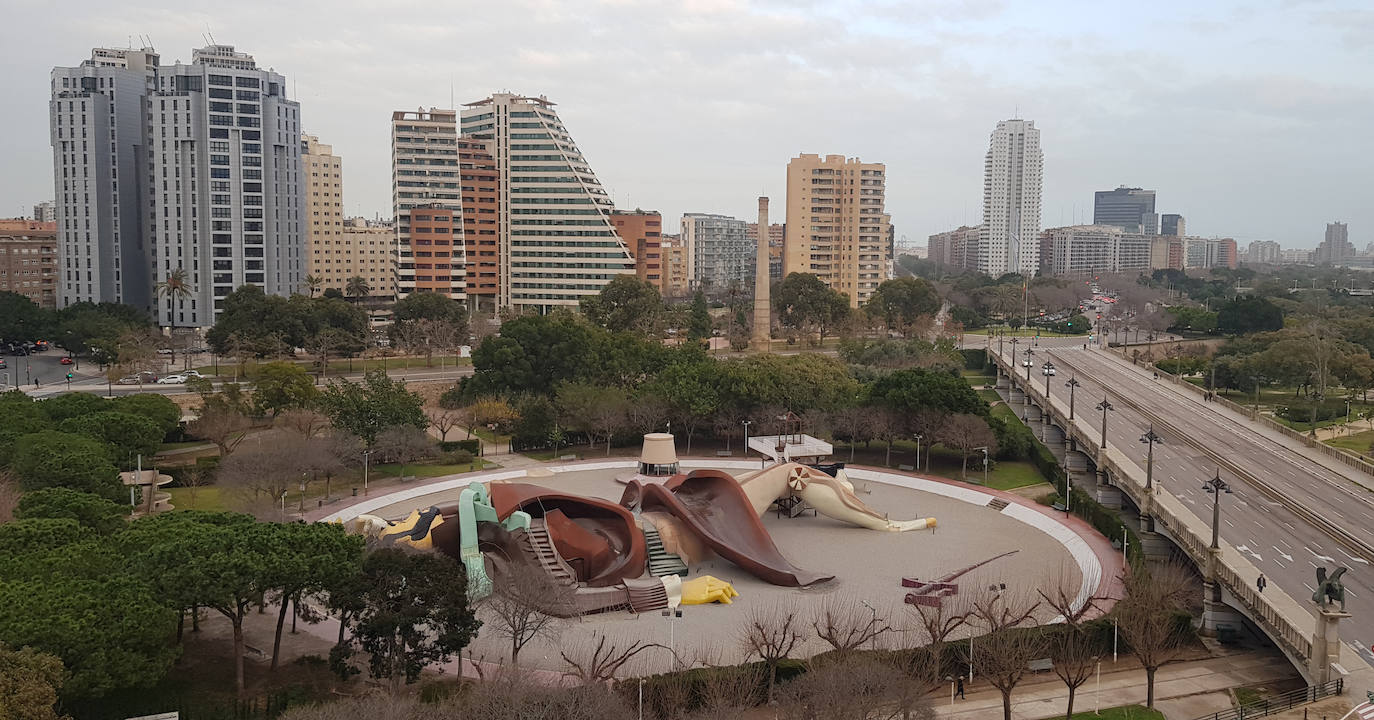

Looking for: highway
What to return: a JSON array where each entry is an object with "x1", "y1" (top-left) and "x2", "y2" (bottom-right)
[{"x1": 995, "y1": 339, "x2": 1374, "y2": 666}]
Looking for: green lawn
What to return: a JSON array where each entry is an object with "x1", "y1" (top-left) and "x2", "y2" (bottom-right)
[
  {"x1": 158, "y1": 439, "x2": 211, "y2": 452},
  {"x1": 1325, "y1": 429, "x2": 1374, "y2": 454},
  {"x1": 1038, "y1": 706, "x2": 1164, "y2": 720},
  {"x1": 978, "y1": 388, "x2": 1004, "y2": 403},
  {"x1": 368, "y1": 459, "x2": 490, "y2": 480},
  {"x1": 166, "y1": 486, "x2": 227, "y2": 511}
]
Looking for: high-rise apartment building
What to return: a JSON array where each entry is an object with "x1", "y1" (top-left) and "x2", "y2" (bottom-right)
[
  {"x1": 307, "y1": 218, "x2": 396, "y2": 299},
  {"x1": 611, "y1": 210, "x2": 665, "y2": 291},
  {"x1": 928, "y1": 225, "x2": 982, "y2": 272},
  {"x1": 32, "y1": 202, "x2": 55, "y2": 223},
  {"x1": 1160, "y1": 213, "x2": 1185, "y2": 237},
  {"x1": 460, "y1": 93, "x2": 634, "y2": 311},
  {"x1": 50, "y1": 44, "x2": 304, "y2": 327},
  {"x1": 682, "y1": 213, "x2": 752, "y2": 293},
  {"x1": 980, "y1": 120, "x2": 1043, "y2": 277},
  {"x1": 1093, "y1": 187, "x2": 1158, "y2": 234},
  {"x1": 391, "y1": 109, "x2": 464, "y2": 300},
  {"x1": 1037, "y1": 225, "x2": 1152, "y2": 277},
  {"x1": 1245, "y1": 240, "x2": 1281, "y2": 265},
  {"x1": 783, "y1": 153, "x2": 891, "y2": 306},
  {"x1": 457, "y1": 139, "x2": 500, "y2": 308},
  {"x1": 748, "y1": 222, "x2": 785, "y2": 280},
  {"x1": 302, "y1": 135, "x2": 346, "y2": 292},
  {"x1": 1312, "y1": 222, "x2": 1354, "y2": 264},
  {"x1": 0, "y1": 220, "x2": 58, "y2": 308},
  {"x1": 1180, "y1": 237, "x2": 1238, "y2": 269},
  {"x1": 658, "y1": 233, "x2": 689, "y2": 297}
]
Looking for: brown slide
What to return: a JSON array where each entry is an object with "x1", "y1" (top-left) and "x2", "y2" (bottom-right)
[
  {"x1": 489, "y1": 482, "x2": 647, "y2": 587},
  {"x1": 622, "y1": 470, "x2": 833, "y2": 587}
]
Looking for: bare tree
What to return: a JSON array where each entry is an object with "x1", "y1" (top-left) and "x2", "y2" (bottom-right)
[
  {"x1": 830, "y1": 406, "x2": 873, "y2": 462},
  {"x1": 626, "y1": 393, "x2": 670, "y2": 438},
  {"x1": 1116, "y1": 562, "x2": 1195, "y2": 707},
  {"x1": 737, "y1": 602, "x2": 804, "y2": 702},
  {"x1": 909, "y1": 409, "x2": 945, "y2": 472},
  {"x1": 870, "y1": 408, "x2": 905, "y2": 467},
  {"x1": 190, "y1": 404, "x2": 253, "y2": 458},
  {"x1": 965, "y1": 590, "x2": 1047, "y2": 720},
  {"x1": 781, "y1": 653, "x2": 917, "y2": 720},
  {"x1": 275, "y1": 408, "x2": 329, "y2": 439},
  {"x1": 560, "y1": 633, "x2": 659, "y2": 685},
  {"x1": 216, "y1": 431, "x2": 304, "y2": 517},
  {"x1": 482, "y1": 562, "x2": 568, "y2": 666},
  {"x1": 812, "y1": 597, "x2": 891, "y2": 653},
  {"x1": 0, "y1": 471, "x2": 20, "y2": 523},
  {"x1": 372, "y1": 426, "x2": 435, "y2": 480},
  {"x1": 939, "y1": 413, "x2": 997, "y2": 478},
  {"x1": 1039, "y1": 584, "x2": 1107, "y2": 719},
  {"x1": 426, "y1": 407, "x2": 463, "y2": 442}
]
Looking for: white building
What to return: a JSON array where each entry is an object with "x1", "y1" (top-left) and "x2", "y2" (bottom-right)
[
  {"x1": 391, "y1": 109, "x2": 465, "y2": 300},
  {"x1": 1246, "y1": 240, "x2": 1281, "y2": 265},
  {"x1": 32, "y1": 202, "x2": 55, "y2": 223},
  {"x1": 980, "y1": 119, "x2": 1043, "y2": 277},
  {"x1": 1038, "y1": 225, "x2": 1152, "y2": 277},
  {"x1": 50, "y1": 45, "x2": 304, "y2": 327},
  {"x1": 681, "y1": 213, "x2": 753, "y2": 292},
  {"x1": 460, "y1": 93, "x2": 633, "y2": 311}
]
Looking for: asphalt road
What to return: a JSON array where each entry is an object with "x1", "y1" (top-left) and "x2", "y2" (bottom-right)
[{"x1": 997, "y1": 342, "x2": 1374, "y2": 665}]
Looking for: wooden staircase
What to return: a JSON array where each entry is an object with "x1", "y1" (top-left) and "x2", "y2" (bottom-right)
[{"x1": 642, "y1": 526, "x2": 689, "y2": 577}]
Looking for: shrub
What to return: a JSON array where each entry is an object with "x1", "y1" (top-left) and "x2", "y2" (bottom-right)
[{"x1": 437, "y1": 439, "x2": 481, "y2": 455}]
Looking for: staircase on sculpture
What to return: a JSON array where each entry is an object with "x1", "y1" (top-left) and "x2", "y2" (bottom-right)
[{"x1": 642, "y1": 526, "x2": 689, "y2": 577}]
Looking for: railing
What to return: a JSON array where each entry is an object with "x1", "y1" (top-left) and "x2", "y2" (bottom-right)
[{"x1": 1190, "y1": 678, "x2": 1342, "y2": 720}]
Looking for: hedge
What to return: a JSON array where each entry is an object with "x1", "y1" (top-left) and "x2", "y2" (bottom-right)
[{"x1": 437, "y1": 439, "x2": 481, "y2": 455}]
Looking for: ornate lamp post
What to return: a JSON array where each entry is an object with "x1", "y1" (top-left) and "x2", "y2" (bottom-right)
[
  {"x1": 1202, "y1": 469, "x2": 1232, "y2": 551},
  {"x1": 1140, "y1": 426, "x2": 1163, "y2": 492},
  {"x1": 1010, "y1": 336, "x2": 1020, "y2": 370},
  {"x1": 1042, "y1": 361, "x2": 1055, "y2": 393},
  {"x1": 1095, "y1": 397, "x2": 1114, "y2": 449},
  {"x1": 1024, "y1": 348, "x2": 1036, "y2": 381},
  {"x1": 1065, "y1": 377, "x2": 1081, "y2": 420}
]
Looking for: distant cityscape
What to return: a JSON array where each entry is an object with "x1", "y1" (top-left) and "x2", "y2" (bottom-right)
[{"x1": 2, "y1": 41, "x2": 1362, "y2": 324}]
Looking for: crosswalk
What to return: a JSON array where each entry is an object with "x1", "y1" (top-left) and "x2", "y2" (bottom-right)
[{"x1": 1356, "y1": 701, "x2": 1374, "y2": 720}]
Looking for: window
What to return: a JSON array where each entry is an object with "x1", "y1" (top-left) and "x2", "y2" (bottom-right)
[
  {"x1": 235, "y1": 76, "x2": 259, "y2": 88},
  {"x1": 241, "y1": 143, "x2": 261, "y2": 154},
  {"x1": 209, "y1": 88, "x2": 233, "y2": 99},
  {"x1": 208, "y1": 74, "x2": 233, "y2": 86},
  {"x1": 236, "y1": 103, "x2": 259, "y2": 115},
  {"x1": 237, "y1": 117, "x2": 260, "y2": 128},
  {"x1": 210, "y1": 128, "x2": 230, "y2": 139},
  {"x1": 241, "y1": 130, "x2": 261, "y2": 140},
  {"x1": 210, "y1": 154, "x2": 230, "y2": 166},
  {"x1": 209, "y1": 115, "x2": 233, "y2": 126},
  {"x1": 209, "y1": 101, "x2": 233, "y2": 112},
  {"x1": 211, "y1": 168, "x2": 231, "y2": 178},
  {"x1": 235, "y1": 90, "x2": 259, "y2": 101}
]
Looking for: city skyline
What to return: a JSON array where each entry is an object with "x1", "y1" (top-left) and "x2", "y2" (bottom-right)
[{"x1": 5, "y1": 0, "x2": 1373, "y2": 251}]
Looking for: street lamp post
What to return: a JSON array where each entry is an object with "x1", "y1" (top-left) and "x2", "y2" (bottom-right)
[
  {"x1": 974, "y1": 446, "x2": 990, "y2": 485},
  {"x1": 362, "y1": 450, "x2": 374, "y2": 496},
  {"x1": 1096, "y1": 397, "x2": 1114, "y2": 450},
  {"x1": 742, "y1": 420, "x2": 752, "y2": 458},
  {"x1": 1042, "y1": 361, "x2": 1055, "y2": 393},
  {"x1": 1140, "y1": 426, "x2": 1163, "y2": 492},
  {"x1": 914, "y1": 434, "x2": 922, "y2": 470},
  {"x1": 1202, "y1": 469, "x2": 1232, "y2": 550},
  {"x1": 1065, "y1": 377, "x2": 1080, "y2": 420},
  {"x1": 1010, "y1": 337, "x2": 1020, "y2": 370},
  {"x1": 1024, "y1": 348, "x2": 1035, "y2": 380}
]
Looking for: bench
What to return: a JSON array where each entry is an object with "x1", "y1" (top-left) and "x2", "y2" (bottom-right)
[
  {"x1": 716, "y1": 450, "x2": 733, "y2": 457},
  {"x1": 399, "y1": 475, "x2": 417, "y2": 483},
  {"x1": 898, "y1": 464, "x2": 915, "y2": 472},
  {"x1": 1052, "y1": 502, "x2": 1067, "y2": 512},
  {"x1": 558, "y1": 454, "x2": 577, "y2": 461},
  {"x1": 1027, "y1": 658, "x2": 1053, "y2": 672}
]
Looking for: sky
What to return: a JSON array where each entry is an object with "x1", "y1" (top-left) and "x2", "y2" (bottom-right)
[{"x1": 4, "y1": 0, "x2": 1372, "y2": 250}]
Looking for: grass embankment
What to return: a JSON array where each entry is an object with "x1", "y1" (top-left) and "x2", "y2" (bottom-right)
[
  {"x1": 1325, "y1": 428, "x2": 1374, "y2": 454},
  {"x1": 1039, "y1": 707, "x2": 1165, "y2": 720}
]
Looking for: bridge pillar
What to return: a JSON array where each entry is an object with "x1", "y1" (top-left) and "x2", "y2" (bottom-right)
[
  {"x1": 1310, "y1": 607, "x2": 1351, "y2": 684},
  {"x1": 1008, "y1": 388, "x2": 1025, "y2": 405},
  {"x1": 1200, "y1": 550, "x2": 1242, "y2": 636},
  {"x1": 1094, "y1": 470, "x2": 1122, "y2": 509},
  {"x1": 1044, "y1": 424, "x2": 1065, "y2": 445},
  {"x1": 996, "y1": 371, "x2": 1009, "y2": 390}
]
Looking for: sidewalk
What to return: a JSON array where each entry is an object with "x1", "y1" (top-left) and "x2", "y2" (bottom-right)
[{"x1": 931, "y1": 651, "x2": 1297, "y2": 720}]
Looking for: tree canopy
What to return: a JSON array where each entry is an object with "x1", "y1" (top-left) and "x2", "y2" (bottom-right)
[
  {"x1": 863, "y1": 277, "x2": 941, "y2": 336},
  {"x1": 579, "y1": 275, "x2": 664, "y2": 335},
  {"x1": 774, "y1": 272, "x2": 851, "y2": 342},
  {"x1": 1216, "y1": 295, "x2": 1284, "y2": 335},
  {"x1": 319, "y1": 370, "x2": 427, "y2": 448}
]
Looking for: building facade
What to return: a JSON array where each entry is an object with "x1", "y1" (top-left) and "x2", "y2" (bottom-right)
[
  {"x1": 460, "y1": 93, "x2": 634, "y2": 311},
  {"x1": 1160, "y1": 213, "x2": 1185, "y2": 237},
  {"x1": 682, "y1": 212, "x2": 752, "y2": 293},
  {"x1": 783, "y1": 153, "x2": 891, "y2": 306},
  {"x1": 928, "y1": 225, "x2": 981, "y2": 272},
  {"x1": 1093, "y1": 186, "x2": 1158, "y2": 234},
  {"x1": 748, "y1": 222, "x2": 785, "y2": 280},
  {"x1": 302, "y1": 135, "x2": 346, "y2": 292},
  {"x1": 980, "y1": 120, "x2": 1043, "y2": 277},
  {"x1": 392, "y1": 109, "x2": 464, "y2": 300},
  {"x1": 611, "y1": 210, "x2": 665, "y2": 291},
  {"x1": 1180, "y1": 237, "x2": 1238, "y2": 269},
  {"x1": 0, "y1": 220, "x2": 58, "y2": 308},
  {"x1": 658, "y1": 233, "x2": 689, "y2": 297},
  {"x1": 1246, "y1": 240, "x2": 1281, "y2": 265},
  {"x1": 457, "y1": 139, "x2": 500, "y2": 308},
  {"x1": 1037, "y1": 225, "x2": 1152, "y2": 277},
  {"x1": 32, "y1": 202, "x2": 55, "y2": 223},
  {"x1": 306, "y1": 218, "x2": 396, "y2": 298},
  {"x1": 1312, "y1": 222, "x2": 1354, "y2": 264},
  {"x1": 50, "y1": 44, "x2": 304, "y2": 328}
]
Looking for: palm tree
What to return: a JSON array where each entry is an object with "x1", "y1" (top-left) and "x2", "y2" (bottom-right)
[
  {"x1": 345, "y1": 275, "x2": 371, "y2": 304},
  {"x1": 303, "y1": 274, "x2": 322, "y2": 297},
  {"x1": 154, "y1": 267, "x2": 194, "y2": 369}
]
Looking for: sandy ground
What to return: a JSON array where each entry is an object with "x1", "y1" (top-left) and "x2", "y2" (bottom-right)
[{"x1": 372, "y1": 467, "x2": 1086, "y2": 674}]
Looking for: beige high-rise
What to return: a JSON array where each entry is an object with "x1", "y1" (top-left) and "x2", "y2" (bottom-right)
[
  {"x1": 783, "y1": 154, "x2": 891, "y2": 307},
  {"x1": 303, "y1": 135, "x2": 344, "y2": 292}
]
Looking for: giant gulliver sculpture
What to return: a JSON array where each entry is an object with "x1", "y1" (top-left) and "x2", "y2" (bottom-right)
[{"x1": 348, "y1": 439, "x2": 934, "y2": 618}]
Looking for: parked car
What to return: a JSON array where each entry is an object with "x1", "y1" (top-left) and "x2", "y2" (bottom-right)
[
  {"x1": 183, "y1": 370, "x2": 203, "y2": 379},
  {"x1": 0, "y1": 358, "x2": 7, "y2": 369},
  {"x1": 156, "y1": 348, "x2": 175, "y2": 355},
  {"x1": 156, "y1": 374, "x2": 186, "y2": 384},
  {"x1": 117, "y1": 375, "x2": 140, "y2": 385},
  {"x1": 59, "y1": 356, "x2": 74, "y2": 365}
]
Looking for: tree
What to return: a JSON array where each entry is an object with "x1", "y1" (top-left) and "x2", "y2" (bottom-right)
[
  {"x1": 774, "y1": 272, "x2": 851, "y2": 344},
  {"x1": 868, "y1": 408, "x2": 905, "y2": 467},
  {"x1": 252, "y1": 361, "x2": 319, "y2": 417},
  {"x1": 580, "y1": 275, "x2": 664, "y2": 335},
  {"x1": 781, "y1": 654, "x2": 918, "y2": 720},
  {"x1": 646, "y1": 359, "x2": 721, "y2": 453},
  {"x1": 154, "y1": 267, "x2": 194, "y2": 368},
  {"x1": 559, "y1": 633, "x2": 658, "y2": 686},
  {"x1": 1039, "y1": 584, "x2": 1107, "y2": 719},
  {"x1": 0, "y1": 643, "x2": 68, "y2": 720},
  {"x1": 556, "y1": 382, "x2": 629, "y2": 455},
  {"x1": 391, "y1": 291, "x2": 469, "y2": 366},
  {"x1": 263, "y1": 523, "x2": 364, "y2": 671},
  {"x1": 482, "y1": 562, "x2": 569, "y2": 666},
  {"x1": 426, "y1": 407, "x2": 463, "y2": 442},
  {"x1": 1216, "y1": 296, "x2": 1283, "y2": 335},
  {"x1": 9, "y1": 433, "x2": 121, "y2": 501},
  {"x1": 372, "y1": 426, "x2": 435, "y2": 479},
  {"x1": 0, "y1": 291, "x2": 50, "y2": 345},
  {"x1": 1115, "y1": 563, "x2": 1194, "y2": 707},
  {"x1": 737, "y1": 602, "x2": 804, "y2": 702},
  {"x1": 865, "y1": 277, "x2": 941, "y2": 337},
  {"x1": 965, "y1": 591, "x2": 1046, "y2": 720},
  {"x1": 687, "y1": 290, "x2": 712, "y2": 342},
  {"x1": 345, "y1": 275, "x2": 371, "y2": 303},
  {"x1": 869, "y1": 367, "x2": 986, "y2": 417},
  {"x1": 938, "y1": 414, "x2": 997, "y2": 478},
  {"x1": 14, "y1": 489, "x2": 129, "y2": 535},
  {"x1": 58, "y1": 411, "x2": 163, "y2": 462},
  {"x1": 319, "y1": 370, "x2": 427, "y2": 448},
  {"x1": 38, "y1": 393, "x2": 108, "y2": 424},
  {"x1": 811, "y1": 597, "x2": 891, "y2": 654},
  {"x1": 337, "y1": 548, "x2": 480, "y2": 694},
  {"x1": 109, "y1": 394, "x2": 182, "y2": 439},
  {"x1": 303, "y1": 274, "x2": 322, "y2": 297}
]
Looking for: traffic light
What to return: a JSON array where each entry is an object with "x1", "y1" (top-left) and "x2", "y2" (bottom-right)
[{"x1": 65, "y1": 372, "x2": 73, "y2": 379}]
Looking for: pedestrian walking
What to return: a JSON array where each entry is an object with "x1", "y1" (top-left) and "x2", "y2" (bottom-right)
[
  {"x1": 1257, "y1": 574, "x2": 1267, "y2": 593},
  {"x1": 956, "y1": 677, "x2": 965, "y2": 699}
]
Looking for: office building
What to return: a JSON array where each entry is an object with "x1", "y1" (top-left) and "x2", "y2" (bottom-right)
[
  {"x1": 1246, "y1": 240, "x2": 1281, "y2": 265},
  {"x1": 32, "y1": 202, "x2": 55, "y2": 223},
  {"x1": 1312, "y1": 222, "x2": 1354, "y2": 264},
  {"x1": 1160, "y1": 213, "x2": 1185, "y2": 237},
  {"x1": 461, "y1": 93, "x2": 634, "y2": 311},
  {"x1": 1093, "y1": 187, "x2": 1158, "y2": 234},
  {"x1": 1037, "y1": 225, "x2": 1152, "y2": 277},
  {"x1": 980, "y1": 120, "x2": 1042, "y2": 277},
  {"x1": 928, "y1": 225, "x2": 981, "y2": 272},
  {"x1": 1180, "y1": 237, "x2": 1237, "y2": 269},
  {"x1": 658, "y1": 233, "x2": 689, "y2": 297},
  {"x1": 682, "y1": 212, "x2": 752, "y2": 292},
  {"x1": 1280, "y1": 248, "x2": 1311, "y2": 264},
  {"x1": 302, "y1": 135, "x2": 346, "y2": 292},
  {"x1": 748, "y1": 222, "x2": 785, "y2": 280},
  {"x1": 50, "y1": 44, "x2": 304, "y2": 328},
  {"x1": 457, "y1": 139, "x2": 500, "y2": 308},
  {"x1": 1149, "y1": 236, "x2": 1184, "y2": 271},
  {"x1": 0, "y1": 220, "x2": 58, "y2": 308},
  {"x1": 783, "y1": 153, "x2": 891, "y2": 306},
  {"x1": 611, "y1": 210, "x2": 665, "y2": 291},
  {"x1": 306, "y1": 218, "x2": 396, "y2": 299},
  {"x1": 392, "y1": 109, "x2": 464, "y2": 300}
]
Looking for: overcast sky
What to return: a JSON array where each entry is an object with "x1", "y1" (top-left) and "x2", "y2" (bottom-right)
[{"x1": 5, "y1": 0, "x2": 1371, "y2": 249}]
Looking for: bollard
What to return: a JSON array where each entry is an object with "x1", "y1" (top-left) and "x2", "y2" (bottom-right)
[{"x1": 352, "y1": 487, "x2": 358, "y2": 497}]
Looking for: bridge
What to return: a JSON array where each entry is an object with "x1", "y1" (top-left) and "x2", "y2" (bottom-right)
[{"x1": 988, "y1": 339, "x2": 1374, "y2": 688}]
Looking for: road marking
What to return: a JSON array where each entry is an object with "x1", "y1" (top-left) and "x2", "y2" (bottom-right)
[
  {"x1": 1273, "y1": 547, "x2": 1294, "y2": 562},
  {"x1": 1337, "y1": 548, "x2": 1370, "y2": 565},
  {"x1": 1303, "y1": 582, "x2": 1315, "y2": 592},
  {"x1": 1306, "y1": 546, "x2": 1336, "y2": 563}
]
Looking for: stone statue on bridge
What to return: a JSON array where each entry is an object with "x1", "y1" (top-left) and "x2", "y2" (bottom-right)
[{"x1": 1311, "y1": 566, "x2": 1347, "y2": 612}]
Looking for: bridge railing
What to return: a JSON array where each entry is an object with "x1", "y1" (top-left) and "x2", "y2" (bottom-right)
[{"x1": 1189, "y1": 678, "x2": 1342, "y2": 720}]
